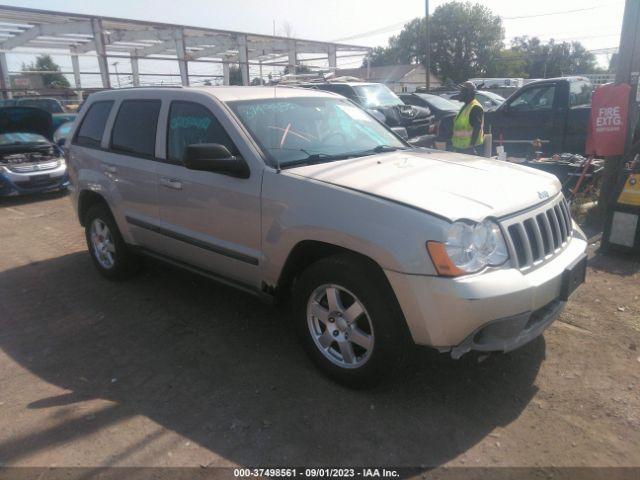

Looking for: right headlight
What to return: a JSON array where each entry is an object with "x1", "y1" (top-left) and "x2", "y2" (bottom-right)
[{"x1": 428, "y1": 219, "x2": 509, "y2": 276}]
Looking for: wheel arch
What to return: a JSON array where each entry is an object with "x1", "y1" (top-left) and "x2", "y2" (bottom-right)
[
  {"x1": 77, "y1": 190, "x2": 110, "y2": 226},
  {"x1": 275, "y1": 240, "x2": 401, "y2": 316}
]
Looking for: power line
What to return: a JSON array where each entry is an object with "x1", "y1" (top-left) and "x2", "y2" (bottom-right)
[
  {"x1": 332, "y1": 19, "x2": 412, "y2": 42},
  {"x1": 503, "y1": 2, "x2": 621, "y2": 20}
]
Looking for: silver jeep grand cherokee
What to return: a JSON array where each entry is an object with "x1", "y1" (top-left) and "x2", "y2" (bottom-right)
[{"x1": 67, "y1": 86, "x2": 587, "y2": 387}]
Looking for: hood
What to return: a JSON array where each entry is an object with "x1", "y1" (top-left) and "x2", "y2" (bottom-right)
[
  {"x1": 287, "y1": 149, "x2": 561, "y2": 222},
  {"x1": 0, "y1": 107, "x2": 53, "y2": 140}
]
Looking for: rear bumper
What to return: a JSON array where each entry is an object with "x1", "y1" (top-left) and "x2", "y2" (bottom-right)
[
  {"x1": 0, "y1": 163, "x2": 68, "y2": 196},
  {"x1": 385, "y1": 233, "x2": 588, "y2": 354}
]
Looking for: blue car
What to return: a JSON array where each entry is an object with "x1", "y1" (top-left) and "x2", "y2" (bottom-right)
[{"x1": 0, "y1": 107, "x2": 69, "y2": 197}]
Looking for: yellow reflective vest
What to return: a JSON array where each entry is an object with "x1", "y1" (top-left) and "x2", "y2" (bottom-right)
[{"x1": 452, "y1": 99, "x2": 484, "y2": 149}]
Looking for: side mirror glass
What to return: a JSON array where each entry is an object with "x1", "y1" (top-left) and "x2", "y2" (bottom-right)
[{"x1": 184, "y1": 143, "x2": 250, "y2": 178}]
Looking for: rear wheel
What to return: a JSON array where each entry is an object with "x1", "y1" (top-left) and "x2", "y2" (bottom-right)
[
  {"x1": 84, "y1": 203, "x2": 138, "y2": 280},
  {"x1": 292, "y1": 254, "x2": 409, "y2": 388}
]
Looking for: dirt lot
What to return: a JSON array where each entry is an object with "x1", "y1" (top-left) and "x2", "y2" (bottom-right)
[{"x1": 0, "y1": 192, "x2": 639, "y2": 471}]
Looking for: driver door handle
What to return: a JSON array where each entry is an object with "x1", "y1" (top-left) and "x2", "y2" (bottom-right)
[{"x1": 160, "y1": 177, "x2": 183, "y2": 190}]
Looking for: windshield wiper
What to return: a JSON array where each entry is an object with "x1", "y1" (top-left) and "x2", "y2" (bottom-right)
[
  {"x1": 371, "y1": 144, "x2": 404, "y2": 153},
  {"x1": 281, "y1": 150, "x2": 352, "y2": 169},
  {"x1": 278, "y1": 145, "x2": 406, "y2": 169}
]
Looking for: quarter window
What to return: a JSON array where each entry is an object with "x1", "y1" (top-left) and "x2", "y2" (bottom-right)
[
  {"x1": 74, "y1": 101, "x2": 113, "y2": 148},
  {"x1": 111, "y1": 100, "x2": 161, "y2": 158},
  {"x1": 167, "y1": 101, "x2": 237, "y2": 163}
]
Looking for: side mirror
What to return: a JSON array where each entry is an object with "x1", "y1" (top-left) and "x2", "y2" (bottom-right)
[{"x1": 184, "y1": 143, "x2": 250, "y2": 178}]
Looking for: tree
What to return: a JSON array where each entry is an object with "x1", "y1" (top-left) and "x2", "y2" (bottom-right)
[
  {"x1": 487, "y1": 49, "x2": 527, "y2": 78},
  {"x1": 229, "y1": 65, "x2": 243, "y2": 85},
  {"x1": 510, "y1": 36, "x2": 599, "y2": 78},
  {"x1": 283, "y1": 64, "x2": 312, "y2": 75},
  {"x1": 23, "y1": 54, "x2": 70, "y2": 88},
  {"x1": 368, "y1": 2, "x2": 504, "y2": 83}
]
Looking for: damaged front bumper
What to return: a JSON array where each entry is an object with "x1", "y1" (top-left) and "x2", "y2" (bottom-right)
[{"x1": 449, "y1": 299, "x2": 564, "y2": 359}]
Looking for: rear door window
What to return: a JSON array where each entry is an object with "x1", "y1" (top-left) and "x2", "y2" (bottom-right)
[
  {"x1": 74, "y1": 101, "x2": 114, "y2": 148},
  {"x1": 111, "y1": 99, "x2": 161, "y2": 158},
  {"x1": 166, "y1": 101, "x2": 237, "y2": 163}
]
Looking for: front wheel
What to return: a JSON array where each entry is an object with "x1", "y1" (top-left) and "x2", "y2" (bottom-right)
[
  {"x1": 84, "y1": 203, "x2": 138, "y2": 280},
  {"x1": 292, "y1": 254, "x2": 409, "y2": 388}
]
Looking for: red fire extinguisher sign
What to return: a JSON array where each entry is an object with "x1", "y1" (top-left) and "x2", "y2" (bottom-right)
[{"x1": 585, "y1": 83, "x2": 631, "y2": 157}]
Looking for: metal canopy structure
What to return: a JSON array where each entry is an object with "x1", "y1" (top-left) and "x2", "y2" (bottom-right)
[{"x1": 0, "y1": 5, "x2": 370, "y2": 97}]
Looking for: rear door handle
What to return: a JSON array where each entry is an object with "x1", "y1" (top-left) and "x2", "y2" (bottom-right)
[
  {"x1": 160, "y1": 176, "x2": 183, "y2": 190},
  {"x1": 101, "y1": 163, "x2": 117, "y2": 174}
]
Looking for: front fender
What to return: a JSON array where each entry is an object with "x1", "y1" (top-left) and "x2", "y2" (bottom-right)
[{"x1": 260, "y1": 169, "x2": 448, "y2": 287}]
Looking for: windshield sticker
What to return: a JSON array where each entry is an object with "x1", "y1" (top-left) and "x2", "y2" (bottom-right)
[{"x1": 170, "y1": 116, "x2": 212, "y2": 130}]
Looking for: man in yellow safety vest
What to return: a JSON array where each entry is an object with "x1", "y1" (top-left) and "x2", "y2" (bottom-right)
[{"x1": 451, "y1": 81, "x2": 484, "y2": 155}]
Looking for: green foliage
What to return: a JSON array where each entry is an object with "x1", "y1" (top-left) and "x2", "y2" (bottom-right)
[
  {"x1": 368, "y1": 2, "x2": 504, "y2": 83},
  {"x1": 509, "y1": 36, "x2": 600, "y2": 77},
  {"x1": 283, "y1": 64, "x2": 313, "y2": 75},
  {"x1": 367, "y1": 1, "x2": 603, "y2": 81},
  {"x1": 229, "y1": 65, "x2": 243, "y2": 85},
  {"x1": 431, "y1": 2, "x2": 504, "y2": 83},
  {"x1": 22, "y1": 54, "x2": 70, "y2": 88}
]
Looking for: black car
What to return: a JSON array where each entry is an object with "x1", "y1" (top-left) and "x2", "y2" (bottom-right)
[
  {"x1": 300, "y1": 82, "x2": 436, "y2": 147},
  {"x1": 399, "y1": 92, "x2": 463, "y2": 143}
]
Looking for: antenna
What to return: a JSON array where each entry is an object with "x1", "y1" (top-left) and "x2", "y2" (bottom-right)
[{"x1": 273, "y1": 18, "x2": 281, "y2": 173}]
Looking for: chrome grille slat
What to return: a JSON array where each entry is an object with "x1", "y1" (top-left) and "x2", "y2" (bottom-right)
[
  {"x1": 547, "y1": 208, "x2": 562, "y2": 249},
  {"x1": 502, "y1": 195, "x2": 574, "y2": 271},
  {"x1": 560, "y1": 200, "x2": 572, "y2": 235},
  {"x1": 555, "y1": 205, "x2": 567, "y2": 242},
  {"x1": 516, "y1": 223, "x2": 534, "y2": 266},
  {"x1": 527, "y1": 218, "x2": 545, "y2": 261},
  {"x1": 538, "y1": 213, "x2": 553, "y2": 255}
]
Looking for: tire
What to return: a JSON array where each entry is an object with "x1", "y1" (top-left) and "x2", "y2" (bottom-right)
[
  {"x1": 84, "y1": 203, "x2": 138, "y2": 280},
  {"x1": 292, "y1": 254, "x2": 410, "y2": 388}
]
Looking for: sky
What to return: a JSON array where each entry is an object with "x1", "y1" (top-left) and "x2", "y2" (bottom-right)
[{"x1": 1, "y1": 0, "x2": 626, "y2": 86}]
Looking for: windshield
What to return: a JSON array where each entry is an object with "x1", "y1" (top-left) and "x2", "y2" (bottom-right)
[
  {"x1": 229, "y1": 96, "x2": 406, "y2": 168},
  {"x1": 0, "y1": 132, "x2": 49, "y2": 146},
  {"x1": 351, "y1": 84, "x2": 403, "y2": 108},
  {"x1": 16, "y1": 98, "x2": 64, "y2": 114},
  {"x1": 478, "y1": 91, "x2": 505, "y2": 103},
  {"x1": 417, "y1": 94, "x2": 461, "y2": 111}
]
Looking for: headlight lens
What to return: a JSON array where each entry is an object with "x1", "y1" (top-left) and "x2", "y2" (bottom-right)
[{"x1": 444, "y1": 220, "x2": 509, "y2": 273}]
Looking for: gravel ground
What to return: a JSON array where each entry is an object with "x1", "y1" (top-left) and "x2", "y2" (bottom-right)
[{"x1": 0, "y1": 192, "x2": 639, "y2": 471}]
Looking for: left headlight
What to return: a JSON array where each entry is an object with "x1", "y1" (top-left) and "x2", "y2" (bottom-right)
[{"x1": 428, "y1": 220, "x2": 509, "y2": 276}]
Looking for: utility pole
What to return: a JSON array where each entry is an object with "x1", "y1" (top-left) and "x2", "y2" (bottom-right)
[
  {"x1": 112, "y1": 61, "x2": 121, "y2": 88},
  {"x1": 425, "y1": 0, "x2": 430, "y2": 91},
  {"x1": 598, "y1": 0, "x2": 640, "y2": 222}
]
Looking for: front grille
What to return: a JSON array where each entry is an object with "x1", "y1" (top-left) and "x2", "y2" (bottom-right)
[
  {"x1": 8, "y1": 160, "x2": 60, "y2": 173},
  {"x1": 15, "y1": 177, "x2": 60, "y2": 188},
  {"x1": 502, "y1": 195, "x2": 573, "y2": 270}
]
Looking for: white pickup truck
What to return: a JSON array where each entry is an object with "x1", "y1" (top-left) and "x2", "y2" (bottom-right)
[{"x1": 67, "y1": 86, "x2": 588, "y2": 387}]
